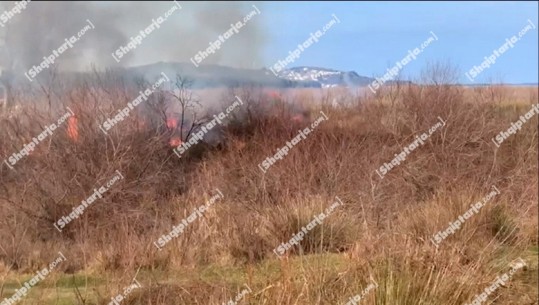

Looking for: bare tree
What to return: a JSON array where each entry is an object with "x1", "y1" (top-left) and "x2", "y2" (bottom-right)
[
  {"x1": 168, "y1": 74, "x2": 204, "y2": 141},
  {"x1": 420, "y1": 60, "x2": 460, "y2": 86}
]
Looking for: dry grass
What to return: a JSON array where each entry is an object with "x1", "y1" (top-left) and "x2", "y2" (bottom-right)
[{"x1": 0, "y1": 70, "x2": 537, "y2": 304}]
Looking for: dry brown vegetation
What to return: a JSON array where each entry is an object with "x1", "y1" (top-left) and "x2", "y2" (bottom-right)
[{"x1": 0, "y1": 67, "x2": 537, "y2": 305}]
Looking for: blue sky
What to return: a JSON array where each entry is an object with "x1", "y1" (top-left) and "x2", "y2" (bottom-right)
[{"x1": 262, "y1": 1, "x2": 538, "y2": 84}]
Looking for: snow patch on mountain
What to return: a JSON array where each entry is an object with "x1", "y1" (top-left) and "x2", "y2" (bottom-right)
[{"x1": 274, "y1": 66, "x2": 374, "y2": 88}]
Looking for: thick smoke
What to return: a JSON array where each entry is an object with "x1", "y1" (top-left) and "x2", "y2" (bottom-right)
[{"x1": 0, "y1": 1, "x2": 266, "y2": 77}]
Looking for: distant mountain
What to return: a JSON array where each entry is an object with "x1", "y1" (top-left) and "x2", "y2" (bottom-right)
[
  {"x1": 273, "y1": 66, "x2": 375, "y2": 88},
  {"x1": 125, "y1": 62, "x2": 313, "y2": 89},
  {"x1": 11, "y1": 62, "x2": 538, "y2": 89},
  {"x1": 123, "y1": 62, "x2": 376, "y2": 89}
]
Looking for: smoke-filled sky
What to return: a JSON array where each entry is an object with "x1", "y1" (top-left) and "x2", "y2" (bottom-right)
[
  {"x1": 0, "y1": 1, "x2": 537, "y2": 84},
  {"x1": 0, "y1": 1, "x2": 266, "y2": 72}
]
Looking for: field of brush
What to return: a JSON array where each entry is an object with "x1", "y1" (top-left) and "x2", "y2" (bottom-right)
[{"x1": 0, "y1": 74, "x2": 537, "y2": 304}]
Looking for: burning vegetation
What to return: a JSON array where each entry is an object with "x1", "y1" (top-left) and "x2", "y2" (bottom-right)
[{"x1": 0, "y1": 63, "x2": 537, "y2": 304}]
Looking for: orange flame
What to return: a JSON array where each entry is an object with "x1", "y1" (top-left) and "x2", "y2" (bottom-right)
[
  {"x1": 291, "y1": 114, "x2": 304, "y2": 123},
  {"x1": 67, "y1": 116, "x2": 79, "y2": 142},
  {"x1": 167, "y1": 118, "x2": 178, "y2": 130},
  {"x1": 269, "y1": 90, "x2": 281, "y2": 100},
  {"x1": 135, "y1": 116, "x2": 146, "y2": 131},
  {"x1": 169, "y1": 136, "x2": 182, "y2": 147}
]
